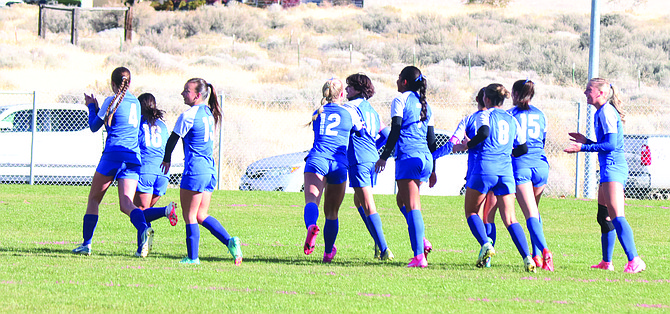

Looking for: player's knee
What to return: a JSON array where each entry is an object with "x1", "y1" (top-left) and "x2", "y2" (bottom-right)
[{"x1": 596, "y1": 204, "x2": 614, "y2": 233}]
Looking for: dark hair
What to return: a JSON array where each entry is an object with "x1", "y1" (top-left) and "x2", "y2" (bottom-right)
[
  {"x1": 105, "y1": 67, "x2": 131, "y2": 127},
  {"x1": 138, "y1": 93, "x2": 164, "y2": 127},
  {"x1": 475, "y1": 87, "x2": 485, "y2": 109},
  {"x1": 484, "y1": 83, "x2": 510, "y2": 108},
  {"x1": 512, "y1": 79, "x2": 535, "y2": 111},
  {"x1": 399, "y1": 66, "x2": 428, "y2": 121},
  {"x1": 346, "y1": 73, "x2": 375, "y2": 100},
  {"x1": 186, "y1": 78, "x2": 222, "y2": 127}
]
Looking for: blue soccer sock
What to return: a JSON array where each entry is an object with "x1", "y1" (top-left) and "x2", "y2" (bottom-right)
[
  {"x1": 82, "y1": 214, "x2": 98, "y2": 246},
  {"x1": 399, "y1": 205, "x2": 408, "y2": 222},
  {"x1": 368, "y1": 213, "x2": 388, "y2": 253},
  {"x1": 129, "y1": 208, "x2": 149, "y2": 232},
  {"x1": 526, "y1": 217, "x2": 548, "y2": 256},
  {"x1": 185, "y1": 223, "x2": 200, "y2": 260},
  {"x1": 467, "y1": 215, "x2": 488, "y2": 246},
  {"x1": 304, "y1": 202, "x2": 319, "y2": 229},
  {"x1": 507, "y1": 222, "x2": 531, "y2": 258},
  {"x1": 409, "y1": 210, "x2": 425, "y2": 257},
  {"x1": 485, "y1": 222, "x2": 497, "y2": 246},
  {"x1": 323, "y1": 219, "x2": 338, "y2": 254},
  {"x1": 202, "y1": 216, "x2": 231, "y2": 246},
  {"x1": 143, "y1": 206, "x2": 166, "y2": 223},
  {"x1": 612, "y1": 216, "x2": 639, "y2": 261},
  {"x1": 407, "y1": 208, "x2": 416, "y2": 253},
  {"x1": 601, "y1": 230, "x2": 616, "y2": 262},
  {"x1": 357, "y1": 206, "x2": 375, "y2": 244}
]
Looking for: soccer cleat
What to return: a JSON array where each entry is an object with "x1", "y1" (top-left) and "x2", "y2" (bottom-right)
[
  {"x1": 380, "y1": 248, "x2": 395, "y2": 261},
  {"x1": 72, "y1": 244, "x2": 91, "y2": 256},
  {"x1": 624, "y1": 256, "x2": 647, "y2": 274},
  {"x1": 533, "y1": 255, "x2": 543, "y2": 269},
  {"x1": 374, "y1": 244, "x2": 381, "y2": 260},
  {"x1": 323, "y1": 245, "x2": 337, "y2": 263},
  {"x1": 227, "y1": 236, "x2": 243, "y2": 266},
  {"x1": 165, "y1": 202, "x2": 178, "y2": 227},
  {"x1": 591, "y1": 260, "x2": 614, "y2": 271},
  {"x1": 303, "y1": 224, "x2": 320, "y2": 255},
  {"x1": 407, "y1": 254, "x2": 428, "y2": 268},
  {"x1": 542, "y1": 249, "x2": 554, "y2": 271},
  {"x1": 138, "y1": 227, "x2": 154, "y2": 258},
  {"x1": 476, "y1": 242, "x2": 496, "y2": 268},
  {"x1": 423, "y1": 237, "x2": 433, "y2": 260},
  {"x1": 179, "y1": 257, "x2": 200, "y2": 265},
  {"x1": 484, "y1": 256, "x2": 492, "y2": 268},
  {"x1": 524, "y1": 256, "x2": 537, "y2": 273}
]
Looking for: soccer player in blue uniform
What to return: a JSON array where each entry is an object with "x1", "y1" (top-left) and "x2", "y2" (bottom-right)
[
  {"x1": 72, "y1": 67, "x2": 153, "y2": 258},
  {"x1": 162, "y1": 78, "x2": 242, "y2": 266},
  {"x1": 344, "y1": 73, "x2": 394, "y2": 261},
  {"x1": 454, "y1": 83, "x2": 536, "y2": 272},
  {"x1": 508, "y1": 79, "x2": 554, "y2": 271},
  {"x1": 564, "y1": 78, "x2": 646, "y2": 273},
  {"x1": 303, "y1": 77, "x2": 364, "y2": 263},
  {"x1": 134, "y1": 93, "x2": 178, "y2": 231},
  {"x1": 375, "y1": 66, "x2": 436, "y2": 268}
]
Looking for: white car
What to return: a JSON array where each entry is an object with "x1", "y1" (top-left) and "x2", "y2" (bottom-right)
[
  {"x1": 239, "y1": 130, "x2": 468, "y2": 196},
  {"x1": 0, "y1": 103, "x2": 184, "y2": 184}
]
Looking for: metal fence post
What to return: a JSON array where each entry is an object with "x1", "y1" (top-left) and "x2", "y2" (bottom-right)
[
  {"x1": 217, "y1": 93, "x2": 225, "y2": 190},
  {"x1": 29, "y1": 91, "x2": 37, "y2": 185},
  {"x1": 575, "y1": 101, "x2": 581, "y2": 198}
]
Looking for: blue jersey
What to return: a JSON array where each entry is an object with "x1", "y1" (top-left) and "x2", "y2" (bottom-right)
[
  {"x1": 390, "y1": 91, "x2": 433, "y2": 160},
  {"x1": 508, "y1": 105, "x2": 549, "y2": 170},
  {"x1": 308, "y1": 102, "x2": 363, "y2": 165},
  {"x1": 97, "y1": 92, "x2": 141, "y2": 164},
  {"x1": 472, "y1": 108, "x2": 525, "y2": 176},
  {"x1": 173, "y1": 104, "x2": 216, "y2": 176},
  {"x1": 138, "y1": 118, "x2": 169, "y2": 176},
  {"x1": 462, "y1": 110, "x2": 485, "y2": 179},
  {"x1": 347, "y1": 98, "x2": 381, "y2": 165},
  {"x1": 594, "y1": 102, "x2": 626, "y2": 169}
]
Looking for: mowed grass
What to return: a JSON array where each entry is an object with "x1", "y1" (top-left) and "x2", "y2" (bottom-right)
[{"x1": 0, "y1": 185, "x2": 669, "y2": 312}]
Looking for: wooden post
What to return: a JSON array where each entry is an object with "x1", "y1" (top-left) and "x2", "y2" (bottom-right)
[
  {"x1": 38, "y1": 5, "x2": 46, "y2": 39},
  {"x1": 71, "y1": 8, "x2": 79, "y2": 45},
  {"x1": 124, "y1": 7, "x2": 132, "y2": 42}
]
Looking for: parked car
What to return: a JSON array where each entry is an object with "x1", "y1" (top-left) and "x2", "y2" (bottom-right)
[
  {"x1": 623, "y1": 134, "x2": 670, "y2": 199},
  {"x1": 239, "y1": 129, "x2": 468, "y2": 196},
  {"x1": 0, "y1": 103, "x2": 184, "y2": 184}
]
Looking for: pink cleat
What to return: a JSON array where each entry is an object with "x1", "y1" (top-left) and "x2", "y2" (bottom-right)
[
  {"x1": 303, "y1": 224, "x2": 320, "y2": 255},
  {"x1": 323, "y1": 245, "x2": 337, "y2": 263},
  {"x1": 624, "y1": 256, "x2": 646, "y2": 274},
  {"x1": 407, "y1": 253, "x2": 428, "y2": 268},
  {"x1": 423, "y1": 237, "x2": 432, "y2": 260},
  {"x1": 166, "y1": 202, "x2": 178, "y2": 226},
  {"x1": 541, "y1": 249, "x2": 554, "y2": 271},
  {"x1": 533, "y1": 255, "x2": 543, "y2": 269},
  {"x1": 591, "y1": 260, "x2": 614, "y2": 271}
]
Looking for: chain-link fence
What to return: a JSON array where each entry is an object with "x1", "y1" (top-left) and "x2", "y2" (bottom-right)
[{"x1": 1, "y1": 90, "x2": 669, "y2": 199}]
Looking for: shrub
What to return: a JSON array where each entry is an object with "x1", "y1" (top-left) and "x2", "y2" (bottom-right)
[
  {"x1": 355, "y1": 6, "x2": 401, "y2": 34},
  {"x1": 464, "y1": 0, "x2": 510, "y2": 7}
]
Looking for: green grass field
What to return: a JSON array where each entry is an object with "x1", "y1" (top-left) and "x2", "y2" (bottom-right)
[{"x1": 1, "y1": 185, "x2": 669, "y2": 312}]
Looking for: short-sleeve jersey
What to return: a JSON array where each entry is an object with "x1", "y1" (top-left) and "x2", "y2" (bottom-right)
[
  {"x1": 472, "y1": 108, "x2": 526, "y2": 176},
  {"x1": 308, "y1": 102, "x2": 364, "y2": 165},
  {"x1": 390, "y1": 91, "x2": 434, "y2": 160},
  {"x1": 508, "y1": 105, "x2": 549, "y2": 170},
  {"x1": 138, "y1": 118, "x2": 169, "y2": 175},
  {"x1": 461, "y1": 110, "x2": 486, "y2": 178},
  {"x1": 97, "y1": 92, "x2": 141, "y2": 164},
  {"x1": 594, "y1": 102, "x2": 626, "y2": 167},
  {"x1": 173, "y1": 104, "x2": 216, "y2": 176},
  {"x1": 347, "y1": 98, "x2": 381, "y2": 165}
]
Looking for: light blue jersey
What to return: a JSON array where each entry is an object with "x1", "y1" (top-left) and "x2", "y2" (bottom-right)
[
  {"x1": 594, "y1": 102, "x2": 627, "y2": 182},
  {"x1": 97, "y1": 92, "x2": 141, "y2": 164},
  {"x1": 390, "y1": 91, "x2": 434, "y2": 161},
  {"x1": 308, "y1": 102, "x2": 363, "y2": 165},
  {"x1": 508, "y1": 105, "x2": 549, "y2": 170},
  {"x1": 472, "y1": 108, "x2": 525, "y2": 176},
  {"x1": 139, "y1": 118, "x2": 169, "y2": 176},
  {"x1": 347, "y1": 98, "x2": 381, "y2": 165},
  {"x1": 173, "y1": 104, "x2": 216, "y2": 176}
]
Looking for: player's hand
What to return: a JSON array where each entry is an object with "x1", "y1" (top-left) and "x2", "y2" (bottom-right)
[
  {"x1": 568, "y1": 132, "x2": 587, "y2": 144},
  {"x1": 429, "y1": 172, "x2": 437, "y2": 188},
  {"x1": 375, "y1": 159, "x2": 386, "y2": 173},
  {"x1": 161, "y1": 162, "x2": 171, "y2": 174},
  {"x1": 84, "y1": 93, "x2": 98, "y2": 110},
  {"x1": 564, "y1": 143, "x2": 582, "y2": 154}
]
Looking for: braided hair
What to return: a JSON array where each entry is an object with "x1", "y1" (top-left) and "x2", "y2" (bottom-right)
[
  {"x1": 105, "y1": 67, "x2": 131, "y2": 127},
  {"x1": 399, "y1": 66, "x2": 428, "y2": 121}
]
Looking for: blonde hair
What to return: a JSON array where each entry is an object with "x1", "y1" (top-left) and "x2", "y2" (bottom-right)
[
  {"x1": 311, "y1": 78, "x2": 344, "y2": 122},
  {"x1": 589, "y1": 78, "x2": 626, "y2": 123}
]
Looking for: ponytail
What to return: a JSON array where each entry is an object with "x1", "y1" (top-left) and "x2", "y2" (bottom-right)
[
  {"x1": 590, "y1": 78, "x2": 626, "y2": 123},
  {"x1": 105, "y1": 68, "x2": 131, "y2": 127},
  {"x1": 399, "y1": 66, "x2": 428, "y2": 121},
  {"x1": 512, "y1": 79, "x2": 535, "y2": 111},
  {"x1": 310, "y1": 78, "x2": 343, "y2": 124},
  {"x1": 207, "y1": 83, "x2": 223, "y2": 127},
  {"x1": 138, "y1": 93, "x2": 164, "y2": 127},
  {"x1": 484, "y1": 83, "x2": 510, "y2": 108}
]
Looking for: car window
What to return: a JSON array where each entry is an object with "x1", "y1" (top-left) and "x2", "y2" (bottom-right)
[{"x1": 0, "y1": 108, "x2": 88, "y2": 133}]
